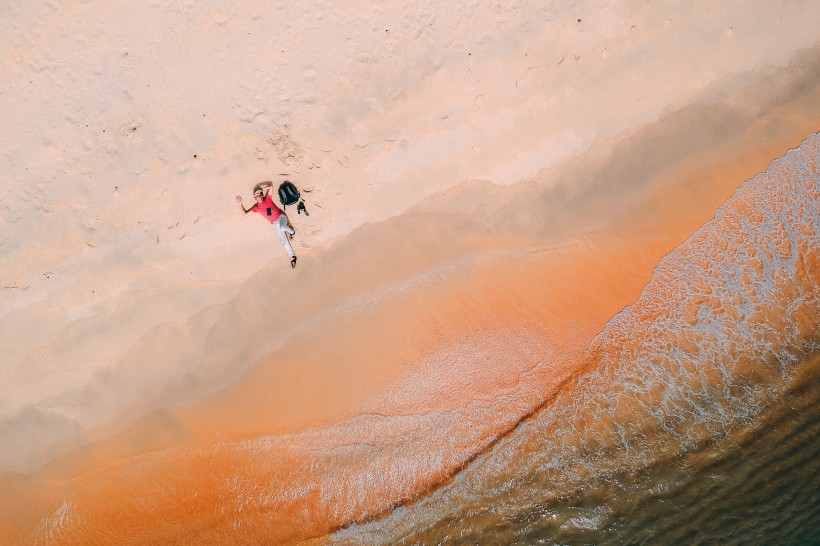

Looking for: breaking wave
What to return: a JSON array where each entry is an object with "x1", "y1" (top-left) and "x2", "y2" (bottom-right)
[{"x1": 331, "y1": 134, "x2": 820, "y2": 543}]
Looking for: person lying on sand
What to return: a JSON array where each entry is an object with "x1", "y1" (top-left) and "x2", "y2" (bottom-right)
[{"x1": 236, "y1": 182, "x2": 298, "y2": 268}]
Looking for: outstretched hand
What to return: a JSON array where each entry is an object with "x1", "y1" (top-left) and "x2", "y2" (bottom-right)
[{"x1": 235, "y1": 195, "x2": 242, "y2": 203}]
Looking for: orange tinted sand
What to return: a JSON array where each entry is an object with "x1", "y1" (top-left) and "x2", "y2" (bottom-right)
[{"x1": 6, "y1": 241, "x2": 661, "y2": 545}]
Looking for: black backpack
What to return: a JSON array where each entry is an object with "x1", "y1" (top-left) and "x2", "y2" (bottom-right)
[
  {"x1": 278, "y1": 181, "x2": 300, "y2": 205},
  {"x1": 278, "y1": 181, "x2": 309, "y2": 215}
]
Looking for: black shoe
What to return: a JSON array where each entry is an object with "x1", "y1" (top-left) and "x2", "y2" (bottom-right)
[{"x1": 291, "y1": 256, "x2": 297, "y2": 268}]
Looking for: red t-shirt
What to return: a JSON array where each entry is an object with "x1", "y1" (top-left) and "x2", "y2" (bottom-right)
[{"x1": 251, "y1": 194, "x2": 283, "y2": 223}]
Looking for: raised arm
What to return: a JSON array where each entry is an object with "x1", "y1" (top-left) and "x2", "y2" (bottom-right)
[
  {"x1": 255, "y1": 180, "x2": 274, "y2": 197},
  {"x1": 235, "y1": 195, "x2": 253, "y2": 214}
]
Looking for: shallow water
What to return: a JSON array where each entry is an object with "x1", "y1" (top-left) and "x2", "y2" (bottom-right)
[{"x1": 331, "y1": 134, "x2": 820, "y2": 545}]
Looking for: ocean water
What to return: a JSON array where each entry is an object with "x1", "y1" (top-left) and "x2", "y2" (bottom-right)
[
  {"x1": 348, "y1": 366, "x2": 819, "y2": 545},
  {"x1": 331, "y1": 134, "x2": 820, "y2": 544}
]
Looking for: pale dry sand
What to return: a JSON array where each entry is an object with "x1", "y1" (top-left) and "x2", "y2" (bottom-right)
[{"x1": 1, "y1": 0, "x2": 819, "y2": 542}]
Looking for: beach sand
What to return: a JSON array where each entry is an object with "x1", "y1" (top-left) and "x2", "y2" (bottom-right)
[{"x1": 1, "y1": 1, "x2": 819, "y2": 543}]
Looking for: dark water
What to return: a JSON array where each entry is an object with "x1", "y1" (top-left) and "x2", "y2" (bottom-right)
[
  {"x1": 376, "y1": 363, "x2": 820, "y2": 545},
  {"x1": 422, "y1": 362, "x2": 820, "y2": 545}
]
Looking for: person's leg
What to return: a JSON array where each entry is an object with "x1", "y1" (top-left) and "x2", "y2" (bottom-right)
[{"x1": 273, "y1": 215, "x2": 296, "y2": 258}]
